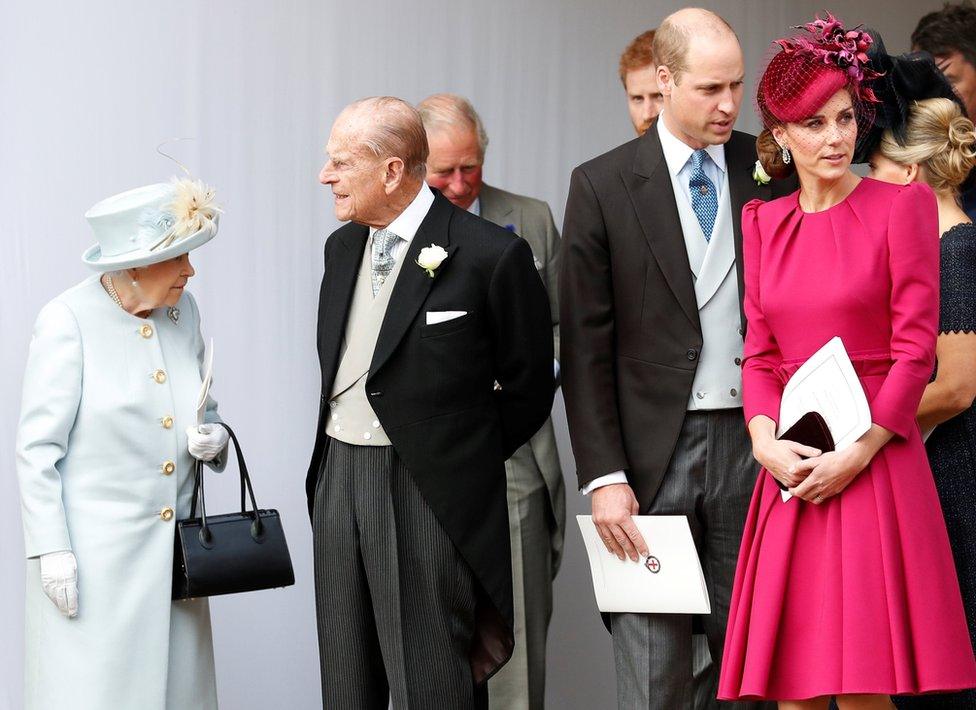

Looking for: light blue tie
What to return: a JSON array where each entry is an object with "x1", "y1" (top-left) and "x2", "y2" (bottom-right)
[
  {"x1": 371, "y1": 228, "x2": 401, "y2": 296},
  {"x1": 688, "y1": 149, "x2": 718, "y2": 242}
]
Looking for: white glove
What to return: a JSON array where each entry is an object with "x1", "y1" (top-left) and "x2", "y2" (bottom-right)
[
  {"x1": 40, "y1": 550, "x2": 78, "y2": 618},
  {"x1": 186, "y1": 423, "x2": 229, "y2": 462}
]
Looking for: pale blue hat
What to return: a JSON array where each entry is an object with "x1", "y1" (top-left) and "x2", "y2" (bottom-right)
[{"x1": 82, "y1": 178, "x2": 220, "y2": 271}]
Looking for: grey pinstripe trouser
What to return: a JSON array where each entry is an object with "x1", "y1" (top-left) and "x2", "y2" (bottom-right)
[
  {"x1": 313, "y1": 439, "x2": 484, "y2": 709},
  {"x1": 610, "y1": 409, "x2": 772, "y2": 710}
]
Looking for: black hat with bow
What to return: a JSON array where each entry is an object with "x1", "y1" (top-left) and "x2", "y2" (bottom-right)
[{"x1": 853, "y1": 30, "x2": 966, "y2": 164}]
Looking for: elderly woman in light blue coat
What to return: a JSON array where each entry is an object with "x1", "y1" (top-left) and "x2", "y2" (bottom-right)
[{"x1": 16, "y1": 177, "x2": 229, "y2": 710}]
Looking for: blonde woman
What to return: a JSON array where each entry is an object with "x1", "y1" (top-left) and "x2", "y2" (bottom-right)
[
  {"x1": 16, "y1": 177, "x2": 228, "y2": 710},
  {"x1": 870, "y1": 95, "x2": 976, "y2": 709}
]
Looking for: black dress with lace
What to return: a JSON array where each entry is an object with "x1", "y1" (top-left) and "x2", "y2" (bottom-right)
[{"x1": 897, "y1": 223, "x2": 976, "y2": 709}]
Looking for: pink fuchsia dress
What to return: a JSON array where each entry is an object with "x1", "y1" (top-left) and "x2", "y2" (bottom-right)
[{"x1": 718, "y1": 178, "x2": 976, "y2": 701}]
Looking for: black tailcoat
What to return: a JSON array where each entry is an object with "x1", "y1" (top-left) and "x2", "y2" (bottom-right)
[{"x1": 306, "y1": 191, "x2": 555, "y2": 682}]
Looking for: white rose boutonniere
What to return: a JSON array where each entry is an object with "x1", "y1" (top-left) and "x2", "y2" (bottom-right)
[
  {"x1": 416, "y1": 244, "x2": 449, "y2": 278},
  {"x1": 752, "y1": 160, "x2": 772, "y2": 186}
]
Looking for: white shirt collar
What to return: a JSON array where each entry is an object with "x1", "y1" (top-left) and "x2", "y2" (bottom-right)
[
  {"x1": 656, "y1": 112, "x2": 726, "y2": 177},
  {"x1": 369, "y1": 182, "x2": 435, "y2": 243},
  {"x1": 466, "y1": 196, "x2": 481, "y2": 217}
]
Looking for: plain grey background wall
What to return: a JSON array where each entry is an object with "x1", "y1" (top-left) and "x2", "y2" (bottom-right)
[{"x1": 0, "y1": 1, "x2": 940, "y2": 707}]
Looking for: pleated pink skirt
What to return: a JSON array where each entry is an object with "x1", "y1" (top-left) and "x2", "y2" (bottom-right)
[{"x1": 719, "y1": 372, "x2": 976, "y2": 700}]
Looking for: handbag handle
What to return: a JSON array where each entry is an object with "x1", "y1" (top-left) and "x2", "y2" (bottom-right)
[{"x1": 189, "y1": 422, "x2": 265, "y2": 546}]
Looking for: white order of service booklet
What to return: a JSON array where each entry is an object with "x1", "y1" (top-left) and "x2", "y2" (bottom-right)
[
  {"x1": 195, "y1": 338, "x2": 214, "y2": 425},
  {"x1": 577, "y1": 515, "x2": 710, "y2": 614},
  {"x1": 776, "y1": 336, "x2": 872, "y2": 501}
]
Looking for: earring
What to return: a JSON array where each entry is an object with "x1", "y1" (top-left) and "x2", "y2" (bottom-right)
[{"x1": 781, "y1": 144, "x2": 792, "y2": 165}]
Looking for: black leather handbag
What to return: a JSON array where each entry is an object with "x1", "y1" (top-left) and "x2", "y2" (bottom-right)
[{"x1": 172, "y1": 423, "x2": 295, "y2": 600}]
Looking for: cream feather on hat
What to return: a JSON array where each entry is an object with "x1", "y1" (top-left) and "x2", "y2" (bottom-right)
[{"x1": 82, "y1": 177, "x2": 220, "y2": 271}]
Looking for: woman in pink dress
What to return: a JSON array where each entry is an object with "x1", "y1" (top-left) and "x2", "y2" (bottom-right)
[{"x1": 718, "y1": 15, "x2": 976, "y2": 709}]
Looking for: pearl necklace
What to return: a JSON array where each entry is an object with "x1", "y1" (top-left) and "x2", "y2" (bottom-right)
[
  {"x1": 100, "y1": 273, "x2": 179, "y2": 323},
  {"x1": 102, "y1": 274, "x2": 125, "y2": 310}
]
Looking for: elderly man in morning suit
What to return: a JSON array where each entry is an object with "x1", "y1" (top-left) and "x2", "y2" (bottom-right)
[
  {"x1": 562, "y1": 9, "x2": 793, "y2": 708},
  {"x1": 417, "y1": 93, "x2": 565, "y2": 710},
  {"x1": 308, "y1": 96, "x2": 554, "y2": 709}
]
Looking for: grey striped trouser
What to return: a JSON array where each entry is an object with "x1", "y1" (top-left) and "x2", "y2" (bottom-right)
[
  {"x1": 610, "y1": 409, "x2": 772, "y2": 710},
  {"x1": 313, "y1": 439, "x2": 482, "y2": 709}
]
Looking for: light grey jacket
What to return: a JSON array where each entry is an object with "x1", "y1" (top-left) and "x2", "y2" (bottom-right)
[{"x1": 480, "y1": 183, "x2": 566, "y2": 573}]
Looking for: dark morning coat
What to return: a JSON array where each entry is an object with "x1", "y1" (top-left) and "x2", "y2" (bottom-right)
[
  {"x1": 306, "y1": 190, "x2": 555, "y2": 683},
  {"x1": 560, "y1": 120, "x2": 797, "y2": 510}
]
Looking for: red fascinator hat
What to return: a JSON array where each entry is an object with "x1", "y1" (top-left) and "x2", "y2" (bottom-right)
[{"x1": 758, "y1": 13, "x2": 881, "y2": 127}]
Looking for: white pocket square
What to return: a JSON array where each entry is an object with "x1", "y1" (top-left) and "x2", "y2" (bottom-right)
[{"x1": 426, "y1": 310, "x2": 467, "y2": 325}]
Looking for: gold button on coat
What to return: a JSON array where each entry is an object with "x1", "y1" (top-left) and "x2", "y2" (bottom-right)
[
  {"x1": 160, "y1": 507, "x2": 174, "y2": 521},
  {"x1": 153, "y1": 369, "x2": 167, "y2": 384},
  {"x1": 140, "y1": 324, "x2": 154, "y2": 338},
  {"x1": 161, "y1": 416, "x2": 174, "y2": 429},
  {"x1": 162, "y1": 461, "x2": 175, "y2": 475}
]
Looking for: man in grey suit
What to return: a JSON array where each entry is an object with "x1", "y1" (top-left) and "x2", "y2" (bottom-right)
[
  {"x1": 418, "y1": 93, "x2": 565, "y2": 710},
  {"x1": 562, "y1": 10, "x2": 788, "y2": 708}
]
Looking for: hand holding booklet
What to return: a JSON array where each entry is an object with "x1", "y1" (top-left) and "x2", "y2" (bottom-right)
[
  {"x1": 577, "y1": 515, "x2": 710, "y2": 614},
  {"x1": 775, "y1": 336, "x2": 872, "y2": 501}
]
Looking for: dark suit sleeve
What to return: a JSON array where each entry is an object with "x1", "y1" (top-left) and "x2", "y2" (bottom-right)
[
  {"x1": 488, "y1": 236, "x2": 555, "y2": 459},
  {"x1": 305, "y1": 237, "x2": 333, "y2": 519},
  {"x1": 315, "y1": 239, "x2": 330, "y2": 361},
  {"x1": 560, "y1": 166, "x2": 631, "y2": 489}
]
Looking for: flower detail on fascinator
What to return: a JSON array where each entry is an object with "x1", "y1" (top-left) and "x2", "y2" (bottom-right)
[{"x1": 776, "y1": 12, "x2": 881, "y2": 102}]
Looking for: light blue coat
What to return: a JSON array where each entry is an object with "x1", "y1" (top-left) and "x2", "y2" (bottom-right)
[{"x1": 16, "y1": 275, "x2": 220, "y2": 710}]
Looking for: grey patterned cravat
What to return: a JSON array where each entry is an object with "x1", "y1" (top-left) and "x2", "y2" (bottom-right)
[{"x1": 371, "y1": 228, "x2": 401, "y2": 296}]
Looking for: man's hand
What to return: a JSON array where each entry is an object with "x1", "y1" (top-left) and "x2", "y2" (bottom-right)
[
  {"x1": 40, "y1": 550, "x2": 78, "y2": 618},
  {"x1": 591, "y1": 483, "x2": 648, "y2": 562}
]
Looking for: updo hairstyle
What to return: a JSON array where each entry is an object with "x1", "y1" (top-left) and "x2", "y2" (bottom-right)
[
  {"x1": 756, "y1": 128, "x2": 796, "y2": 179},
  {"x1": 879, "y1": 97, "x2": 976, "y2": 194}
]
